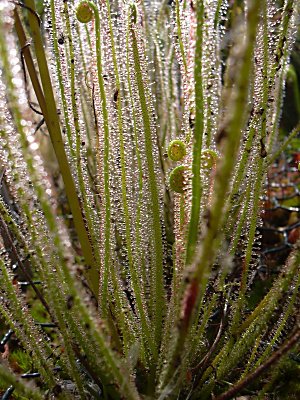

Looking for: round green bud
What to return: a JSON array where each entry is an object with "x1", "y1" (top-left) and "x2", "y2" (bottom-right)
[
  {"x1": 76, "y1": 2, "x2": 94, "y2": 24},
  {"x1": 201, "y1": 149, "x2": 218, "y2": 170},
  {"x1": 169, "y1": 165, "x2": 188, "y2": 194},
  {"x1": 167, "y1": 140, "x2": 186, "y2": 162}
]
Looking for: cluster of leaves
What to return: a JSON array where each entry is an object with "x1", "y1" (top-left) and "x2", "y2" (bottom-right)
[{"x1": 0, "y1": 0, "x2": 299, "y2": 399}]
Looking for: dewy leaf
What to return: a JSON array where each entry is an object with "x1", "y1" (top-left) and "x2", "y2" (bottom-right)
[
  {"x1": 23, "y1": 0, "x2": 99, "y2": 296},
  {"x1": 128, "y1": 2, "x2": 166, "y2": 351}
]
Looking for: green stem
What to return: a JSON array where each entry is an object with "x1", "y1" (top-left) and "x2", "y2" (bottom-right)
[
  {"x1": 231, "y1": 0, "x2": 269, "y2": 332},
  {"x1": 0, "y1": 262, "x2": 57, "y2": 389},
  {"x1": 223, "y1": 124, "x2": 256, "y2": 236},
  {"x1": 48, "y1": 0, "x2": 75, "y2": 158},
  {"x1": 175, "y1": 0, "x2": 187, "y2": 73},
  {"x1": 62, "y1": 0, "x2": 102, "y2": 276},
  {"x1": 105, "y1": 0, "x2": 157, "y2": 361},
  {"x1": 23, "y1": 0, "x2": 98, "y2": 295},
  {"x1": 185, "y1": 0, "x2": 204, "y2": 265},
  {"x1": 160, "y1": 1, "x2": 262, "y2": 392},
  {"x1": 267, "y1": 120, "x2": 300, "y2": 166},
  {"x1": 125, "y1": 16, "x2": 152, "y2": 361},
  {"x1": 128, "y1": 4, "x2": 165, "y2": 347},
  {"x1": 192, "y1": 0, "x2": 262, "y2": 304},
  {"x1": 83, "y1": 1, "x2": 112, "y2": 315},
  {"x1": 252, "y1": 269, "x2": 300, "y2": 370}
]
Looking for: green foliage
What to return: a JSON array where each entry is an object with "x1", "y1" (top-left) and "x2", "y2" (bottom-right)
[
  {"x1": 9, "y1": 350, "x2": 33, "y2": 373},
  {"x1": 272, "y1": 358, "x2": 300, "y2": 399},
  {"x1": 0, "y1": 0, "x2": 299, "y2": 399}
]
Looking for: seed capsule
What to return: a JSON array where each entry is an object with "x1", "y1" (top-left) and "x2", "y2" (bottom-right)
[
  {"x1": 169, "y1": 165, "x2": 188, "y2": 193},
  {"x1": 167, "y1": 140, "x2": 186, "y2": 162},
  {"x1": 201, "y1": 149, "x2": 218, "y2": 169},
  {"x1": 76, "y1": 2, "x2": 94, "y2": 24}
]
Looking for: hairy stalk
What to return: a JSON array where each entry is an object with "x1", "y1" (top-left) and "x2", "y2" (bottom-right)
[
  {"x1": 197, "y1": 243, "x2": 300, "y2": 396},
  {"x1": 159, "y1": 1, "x2": 262, "y2": 392},
  {"x1": 61, "y1": 0, "x2": 102, "y2": 283},
  {"x1": 0, "y1": 260, "x2": 57, "y2": 388},
  {"x1": 185, "y1": 0, "x2": 204, "y2": 265},
  {"x1": 128, "y1": 3, "x2": 165, "y2": 348},
  {"x1": 47, "y1": 0, "x2": 75, "y2": 158},
  {"x1": 22, "y1": 0, "x2": 98, "y2": 295},
  {"x1": 175, "y1": 0, "x2": 187, "y2": 74},
  {"x1": 215, "y1": 325, "x2": 300, "y2": 400},
  {"x1": 267, "y1": 120, "x2": 300, "y2": 166},
  {"x1": 81, "y1": 1, "x2": 112, "y2": 315},
  {"x1": 252, "y1": 269, "x2": 300, "y2": 369},
  {"x1": 0, "y1": 0, "x2": 299, "y2": 398},
  {"x1": 106, "y1": 0, "x2": 156, "y2": 362},
  {"x1": 224, "y1": 0, "x2": 296, "y2": 230},
  {"x1": 230, "y1": 0, "x2": 270, "y2": 332}
]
